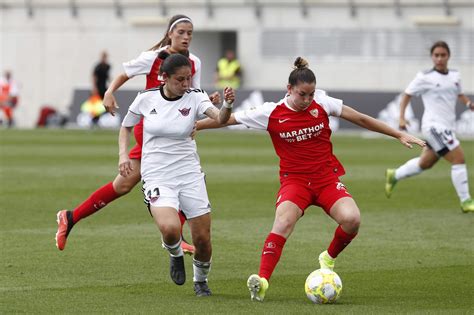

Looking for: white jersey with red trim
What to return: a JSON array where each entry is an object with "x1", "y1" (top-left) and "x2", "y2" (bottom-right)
[
  {"x1": 405, "y1": 69, "x2": 462, "y2": 132},
  {"x1": 122, "y1": 87, "x2": 214, "y2": 182},
  {"x1": 234, "y1": 90, "x2": 345, "y2": 180},
  {"x1": 122, "y1": 46, "x2": 201, "y2": 89}
]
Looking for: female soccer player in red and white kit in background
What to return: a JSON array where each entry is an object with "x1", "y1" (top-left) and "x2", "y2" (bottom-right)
[
  {"x1": 197, "y1": 57, "x2": 426, "y2": 302},
  {"x1": 56, "y1": 15, "x2": 219, "y2": 253}
]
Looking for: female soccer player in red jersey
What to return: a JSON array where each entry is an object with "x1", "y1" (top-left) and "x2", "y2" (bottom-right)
[
  {"x1": 56, "y1": 14, "x2": 219, "y2": 253},
  {"x1": 196, "y1": 57, "x2": 425, "y2": 302}
]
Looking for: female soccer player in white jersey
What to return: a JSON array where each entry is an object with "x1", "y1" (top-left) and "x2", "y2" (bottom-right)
[
  {"x1": 119, "y1": 52, "x2": 234, "y2": 296},
  {"x1": 196, "y1": 57, "x2": 425, "y2": 302},
  {"x1": 56, "y1": 15, "x2": 219, "y2": 252},
  {"x1": 385, "y1": 41, "x2": 474, "y2": 213}
]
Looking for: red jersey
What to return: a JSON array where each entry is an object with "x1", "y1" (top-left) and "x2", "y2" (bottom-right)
[{"x1": 234, "y1": 90, "x2": 345, "y2": 182}]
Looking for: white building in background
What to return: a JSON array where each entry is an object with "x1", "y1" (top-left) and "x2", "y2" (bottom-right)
[{"x1": 0, "y1": 0, "x2": 473, "y2": 127}]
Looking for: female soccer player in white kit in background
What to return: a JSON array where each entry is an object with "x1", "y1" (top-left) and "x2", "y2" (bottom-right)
[
  {"x1": 119, "y1": 52, "x2": 234, "y2": 296},
  {"x1": 385, "y1": 41, "x2": 474, "y2": 213}
]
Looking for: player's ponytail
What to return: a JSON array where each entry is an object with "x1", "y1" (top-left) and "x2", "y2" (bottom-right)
[
  {"x1": 149, "y1": 14, "x2": 193, "y2": 51},
  {"x1": 288, "y1": 57, "x2": 316, "y2": 86}
]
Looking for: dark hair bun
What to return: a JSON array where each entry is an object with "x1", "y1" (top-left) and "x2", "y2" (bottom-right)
[{"x1": 294, "y1": 57, "x2": 309, "y2": 69}]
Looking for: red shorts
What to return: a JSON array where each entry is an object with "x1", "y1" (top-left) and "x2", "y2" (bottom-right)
[
  {"x1": 128, "y1": 119, "x2": 144, "y2": 159},
  {"x1": 276, "y1": 175, "x2": 352, "y2": 215}
]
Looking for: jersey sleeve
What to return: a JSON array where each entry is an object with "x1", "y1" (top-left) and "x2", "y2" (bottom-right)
[
  {"x1": 316, "y1": 90, "x2": 343, "y2": 117},
  {"x1": 234, "y1": 102, "x2": 276, "y2": 130},
  {"x1": 190, "y1": 54, "x2": 202, "y2": 89},
  {"x1": 122, "y1": 92, "x2": 143, "y2": 127},
  {"x1": 405, "y1": 72, "x2": 429, "y2": 96},
  {"x1": 196, "y1": 90, "x2": 214, "y2": 117},
  {"x1": 122, "y1": 51, "x2": 157, "y2": 78}
]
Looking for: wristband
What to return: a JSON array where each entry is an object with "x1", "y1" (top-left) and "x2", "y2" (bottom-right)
[{"x1": 223, "y1": 100, "x2": 233, "y2": 109}]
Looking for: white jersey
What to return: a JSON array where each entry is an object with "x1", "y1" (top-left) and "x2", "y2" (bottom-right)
[
  {"x1": 405, "y1": 69, "x2": 462, "y2": 131},
  {"x1": 122, "y1": 46, "x2": 201, "y2": 89},
  {"x1": 122, "y1": 87, "x2": 214, "y2": 182}
]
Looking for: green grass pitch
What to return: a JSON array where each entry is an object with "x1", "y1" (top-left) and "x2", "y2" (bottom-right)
[{"x1": 1, "y1": 129, "x2": 473, "y2": 314}]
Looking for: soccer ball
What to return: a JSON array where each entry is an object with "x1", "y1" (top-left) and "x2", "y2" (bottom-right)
[{"x1": 304, "y1": 269, "x2": 342, "y2": 304}]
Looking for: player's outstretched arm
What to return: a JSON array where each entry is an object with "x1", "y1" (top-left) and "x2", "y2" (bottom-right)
[
  {"x1": 118, "y1": 126, "x2": 134, "y2": 177},
  {"x1": 399, "y1": 93, "x2": 412, "y2": 130},
  {"x1": 103, "y1": 73, "x2": 130, "y2": 116},
  {"x1": 340, "y1": 104, "x2": 426, "y2": 149}
]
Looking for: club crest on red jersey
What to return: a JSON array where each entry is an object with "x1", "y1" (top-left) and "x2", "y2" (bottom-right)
[
  {"x1": 178, "y1": 107, "x2": 191, "y2": 116},
  {"x1": 310, "y1": 109, "x2": 319, "y2": 118}
]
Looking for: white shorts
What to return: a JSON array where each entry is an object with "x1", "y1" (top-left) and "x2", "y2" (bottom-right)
[
  {"x1": 142, "y1": 172, "x2": 211, "y2": 219},
  {"x1": 423, "y1": 126, "x2": 460, "y2": 156}
]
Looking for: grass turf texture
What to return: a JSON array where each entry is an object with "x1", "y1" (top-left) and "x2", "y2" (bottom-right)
[{"x1": 1, "y1": 129, "x2": 473, "y2": 314}]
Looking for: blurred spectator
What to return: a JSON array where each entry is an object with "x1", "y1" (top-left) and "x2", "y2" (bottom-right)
[
  {"x1": 36, "y1": 105, "x2": 68, "y2": 128},
  {"x1": 0, "y1": 70, "x2": 19, "y2": 127},
  {"x1": 79, "y1": 94, "x2": 106, "y2": 127},
  {"x1": 215, "y1": 49, "x2": 241, "y2": 89},
  {"x1": 93, "y1": 51, "x2": 111, "y2": 99}
]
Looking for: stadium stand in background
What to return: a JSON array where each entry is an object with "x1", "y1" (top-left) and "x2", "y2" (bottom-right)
[{"x1": 0, "y1": 0, "x2": 472, "y2": 130}]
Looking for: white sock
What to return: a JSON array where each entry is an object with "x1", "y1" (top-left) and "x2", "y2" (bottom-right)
[
  {"x1": 395, "y1": 157, "x2": 423, "y2": 180},
  {"x1": 162, "y1": 238, "x2": 184, "y2": 257},
  {"x1": 193, "y1": 258, "x2": 211, "y2": 283},
  {"x1": 451, "y1": 164, "x2": 471, "y2": 202}
]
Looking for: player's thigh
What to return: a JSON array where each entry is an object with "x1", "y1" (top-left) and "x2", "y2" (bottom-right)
[
  {"x1": 443, "y1": 145, "x2": 465, "y2": 164},
  {"x1": 271, "y1": 201, "x2": 303, "y2": 238},
  {"x1": 418, "y1": 146, "x2": 440, "y2": 169},
  {"x1": 329, "y1": 197, "x2": 360, "y2": 224},
  {"x1": 149, "y1": 206, "x2": 181, "y2": 232},
  {"x1": 113, "y1": 158, "x2": 141, "y2": 194},
  {"x1": 328, "y1": 197, "x2": 360, "y2": 230}
]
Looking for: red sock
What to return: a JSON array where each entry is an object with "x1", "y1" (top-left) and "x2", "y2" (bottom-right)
[
  {"x1": 258, "y1": 233, "x2": 287, "y2": 281},
  {"x1": 327, "y1": 225, "x2": 357, "y2": 258},
  {"x1": 72, "y1": 182, "x2": 120, "y2": 224}
]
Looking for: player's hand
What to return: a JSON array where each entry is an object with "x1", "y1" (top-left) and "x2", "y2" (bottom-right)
[
  {"x1": 119, "y1": 155, "x2": 133, "y2": 177},
  {"x1": 209, "y1": 92, "x2": 221, "y2": 105},
  {"x1": 399, "y1": 117, "x2": 409, "y2": 131},
  {"x1": 223, "y1": 87, "x2": 235, "y2": 105},
  {"x1": 467, "y1": 101, "x2": 474, "y2": 111},
  {"x1": 398, "y1": 132, "x2": 426, "y2": 149},
  {"x1": 103, "y1": 91, "x2": 120, "y2": 116}
]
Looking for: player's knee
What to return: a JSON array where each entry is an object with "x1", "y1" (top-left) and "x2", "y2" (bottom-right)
[
  {"x1": 114, "y1": 177, "x2": 139, "y2": 195},
  {"x1": 192, "y1": 234, "x2": 211, "y2": 251},
  {"x1": 342, "y1": 213, "x2": 360, "y2": 233},
  {"x1": 159, "y1": 225, "x2": 181, "y2": 241},
  {"x1": 419, "y1": 161, "x2": 433, "y2": 170},
  {"x1": 274, "y1": 216, "x2": 295, "y2": 235}
]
